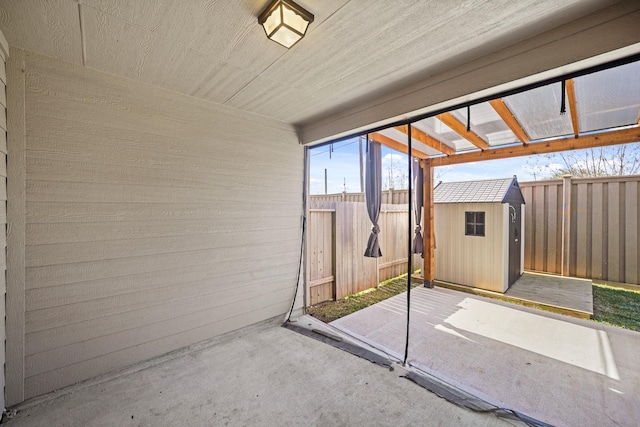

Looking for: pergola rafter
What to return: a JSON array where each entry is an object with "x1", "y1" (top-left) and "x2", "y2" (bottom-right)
[
  {"x1": 565, "y1": 79, "x2": 580, "y2": 137},
  {"x1": 437, "y1": 112, "x2": 490, "y2": 150},
  {"x1": 369, "y1": 132, "x2": 430, "y2": 159},
  {"x1": 394, "y1": 125, "x2": 456, "y2": 156},
  {"x1": 488, "y1": 98, "x2": 530, "y2": 145},
  {"x1": 431, "y1": 126, "x2": 640, "y2": 166}
]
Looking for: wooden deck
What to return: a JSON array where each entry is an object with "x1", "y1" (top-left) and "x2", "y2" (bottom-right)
[{"x1": 419, "y1": 271, "x2": 593, "y2": 319}]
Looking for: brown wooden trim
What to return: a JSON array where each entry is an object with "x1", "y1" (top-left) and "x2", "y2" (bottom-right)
[
  {"x1": 369, "y1": 132, "x2": 429, "y2": 159},
  {"x1": 394, "y1": 125, "x2": 455, "y2": 156},
  {"x1": 488, "y1": 99, "x2": 530, "y2": 145},
  {"x1": 437, "y1": 112, "x2": 490, "y2": 150},
  {"x1": 431, "y1": 127, "x2": 640, "y2": 166},
  {"x1": 565, "y1": 79, "x2": 579, "y2": 137},
  {"x1": 422, "y1": 159, "x2": 435, "y2": 287}
]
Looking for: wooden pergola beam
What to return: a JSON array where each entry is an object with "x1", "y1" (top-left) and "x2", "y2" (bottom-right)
[
  {"x1": 369, "y1": 132, "x2": 430, "y2": 159},
  {"x1": 437, "y1": 112, "x2": 490, "y2": 150},
  {"x1": 566, "y1": 79, "x2": 580, "y2": 137},
  {"x1": 488, "y1": 99, "x2": 530, "y2": 145},
  {"x1": 394, "y1": 125, "x2": 456, "y2": 156},
  {"x1": 432, "y1": 126, "x2": 640, "y2": 166},
  {"x1": 421, "y1": 158, "x2": 435, "y2": 288}
]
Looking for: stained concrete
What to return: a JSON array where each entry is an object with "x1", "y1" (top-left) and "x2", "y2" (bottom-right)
[
  {"x1": 4, "y1": 317, "x2": 513, "y2": 427},
  {"x1": 331, "y1": 287, "x2": 640, "y2": 427}
]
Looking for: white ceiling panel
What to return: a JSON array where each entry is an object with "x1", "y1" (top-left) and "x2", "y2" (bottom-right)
[
  {"x1": 82, "y1": 6, "x2": 257, "y2": 104},
  {"x1": 81, "y1": 0, "x2": 209, "y2": 46},
  {"x1": 225, "y1": 75, "x2": 319, "y2": 122},
  {"x1": 266, "y1": 0, "x2": 612, "y2": 122},
  {"x1": 0, "y1": 0, "x2": 82, "y2": 64},
  {"x1": 0, "y1": 0, "x2": 630, "y2": 131}
]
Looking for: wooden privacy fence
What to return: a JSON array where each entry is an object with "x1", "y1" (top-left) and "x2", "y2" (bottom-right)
[
  {"x1": 310, "y1": 188, "x2": 409, "y2": 205},
  {"x1": 307, "y1": 201, "x2": 420, "y2": 305},
  {"x1": 521, "y1": 175, "x2": 640, "y2": 285}
]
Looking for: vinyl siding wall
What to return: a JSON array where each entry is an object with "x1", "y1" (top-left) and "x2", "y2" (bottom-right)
[
  {"x1": 434, "y1": 203, "x2": 507, "y2": 292},
  {"x1": 6, "y1": 49, "x2": 303, "y2": 404}
]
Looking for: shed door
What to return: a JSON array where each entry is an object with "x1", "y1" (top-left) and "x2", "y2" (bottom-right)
[{"x1": 508, "y1": 203, "x2": 522, "y2": 286}]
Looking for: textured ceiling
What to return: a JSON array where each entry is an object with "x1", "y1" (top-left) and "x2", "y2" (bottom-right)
[{"x1": 0, "y1": 0, "x2": 626, "y2": 128}]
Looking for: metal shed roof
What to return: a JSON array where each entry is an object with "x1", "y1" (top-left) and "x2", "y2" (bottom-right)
[{"x1": 434, "y1": 177, "x2": 524, "y2": 204}]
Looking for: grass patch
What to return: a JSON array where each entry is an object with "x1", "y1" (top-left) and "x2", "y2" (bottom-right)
[
  {"x1": 592, "y1": 283, "x2": 640, "y2": 331},
  {"x1": 307, "y1": 274, "x2": 419, "y2": 323}
]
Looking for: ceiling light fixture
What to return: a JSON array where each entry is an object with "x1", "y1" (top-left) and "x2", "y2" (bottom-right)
[{"x1": 258, "y1": 0, "x2": 314, "y2": 49}]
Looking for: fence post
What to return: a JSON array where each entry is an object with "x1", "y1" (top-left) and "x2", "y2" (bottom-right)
[{"x1": 561, "y1": 174, "x2": 572, "y2": 276}]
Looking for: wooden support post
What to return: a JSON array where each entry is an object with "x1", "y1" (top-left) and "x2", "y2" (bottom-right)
[
  {"x1": 422, "y1": 159, "x2": 435, "y2": 288},
  {"x1": 561, "y1": 174, "x2": 572, "y2": 276}
]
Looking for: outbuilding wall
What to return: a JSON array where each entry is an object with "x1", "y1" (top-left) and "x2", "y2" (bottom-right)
[
  {"x1": 5, "y1": 49, "x2": 303, "y2": 404},
  {"x1": 434, "y1": 202, "x2": 507, "y2": 292}
]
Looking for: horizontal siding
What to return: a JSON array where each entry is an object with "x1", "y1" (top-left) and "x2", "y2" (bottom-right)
[
  {"x1": 25, "y1": 300, "x2": 288, "y2": 399},
  {"x1": 26, "y1": 201, "x2": 301, "y2": 223},
  {"x1": 26, "y1": 283, "x2": 289, "y2": 364},
  {"x1": 19, "y1": 51, "x2": 303, "y2": 399}
]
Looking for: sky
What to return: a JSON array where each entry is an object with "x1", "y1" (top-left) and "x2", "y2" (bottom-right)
[{"x1": 309, "y1": 137, "x2": 564, "y2": 195}]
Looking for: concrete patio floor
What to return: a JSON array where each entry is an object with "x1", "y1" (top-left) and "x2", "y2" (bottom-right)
[
  {"x1": 432, "y1": 271, "x2": 593, "y2": 319},
  {"x1": 331, "y1": 286, "x2": 640, "y2": 427},
  {"x1": 4, "y1": 316, "x2": 514, "y2": 427}
]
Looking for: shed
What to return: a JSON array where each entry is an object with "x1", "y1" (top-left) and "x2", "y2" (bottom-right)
[{"x1": 434, "y1": 177, "x2": 525, "y2": 293}]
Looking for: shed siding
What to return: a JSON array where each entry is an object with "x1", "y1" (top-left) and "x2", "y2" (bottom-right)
[
  {"x1": 7, "y1": 50, "x2": 303, "y2": 401},
  {"x1": 435, "y1": 203, "x2": 506, "y2": 292}
]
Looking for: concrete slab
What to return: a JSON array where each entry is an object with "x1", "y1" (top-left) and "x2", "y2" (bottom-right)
[
  {"x1": 432, "y1": 272, "x2": 593, "y2": 319},
  {"x1": 331, "y1": 287, "x2": 640, "y2": 427},
  {"x1": 4, "y1": 317, "x2": 513, "y2": 427},
  {"x1": 507, "y1": 272, "x2": 593, "y2": 315}
]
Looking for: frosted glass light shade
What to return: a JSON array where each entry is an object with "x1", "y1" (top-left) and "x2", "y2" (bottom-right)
[{"x1": 258, "y1": 0, "x2": 314, "y2": 48}]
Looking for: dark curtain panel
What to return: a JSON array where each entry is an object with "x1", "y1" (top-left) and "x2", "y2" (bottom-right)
[
  {"x1": 364, "y1": 138, "x2": 382, "y2": 258},
  {"x1": 412, "y1": 159, "x2": 424, "y2": 257}
]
